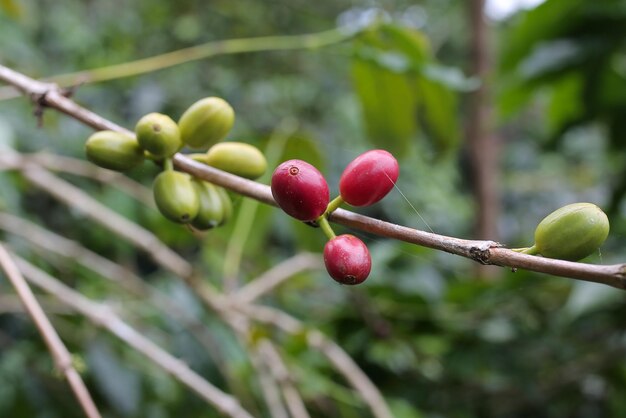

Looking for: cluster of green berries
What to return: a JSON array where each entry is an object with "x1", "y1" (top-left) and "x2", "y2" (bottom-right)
[
  {"x1": 271, "y1": 150, "x2": 399, "y2": 285},
  {"x1": 84, "y1": 97, "x2": 267, "y2": 230}
]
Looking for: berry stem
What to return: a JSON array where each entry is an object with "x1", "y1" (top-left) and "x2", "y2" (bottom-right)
[
  {"x1": 325, "y1": 195, "x2": 345, "y2": 215},
  {"x1": 511, "y1": 245, "x2": 539, "y2": 255},
  {"x1": 164, "y1": 158, "x2": 174, "y2": 172},
  {"x1": 317, "y1": 216, "x2": 336, "y2": 240}
]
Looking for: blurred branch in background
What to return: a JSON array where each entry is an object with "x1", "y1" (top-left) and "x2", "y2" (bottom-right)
[
  {"x1": 0, "y1": 244, "x2": 102, "y2": 418},
  {"x1": 0, "y1": 211, "x2": 237, "y2": 387},
  {"x1": 232, "y1": 253, "x2": 323, "y2": 304},
  {"x1": 12, "y1": 255, "x2": 256, "y2": 418},
  {"x1": 466, "y1": 0, "x2": 501, "y2": 278},
  {"x1": 0, "y1": 152, "x2": 154, "y2": 206},
  {"x1": 0, "y1": 25, "x2": 365, "y2": 101}
]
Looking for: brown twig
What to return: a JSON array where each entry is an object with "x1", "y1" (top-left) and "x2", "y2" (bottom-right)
[
  {"x1": 12, "y1": 255, "x2": 256, "y2": 418},
  {"x1": 0, "y1": 243, "x2": 102, "y2": 418},
  {"x1": 0, "y1": 63, "x2": 623, "y2": 289}
]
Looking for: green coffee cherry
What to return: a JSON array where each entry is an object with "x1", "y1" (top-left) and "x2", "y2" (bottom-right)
[
  {"x1": 135, "y1": 113, "x2": 182, "y2": 158},
  {"x1": 191, "y1": 180, "x2": 224, "y2": 230},
  {"x1": 85, "y1": 130, "x2": 144, "y2": 171},
  {"x1": 153, "y1": 171, "x2": 199, "y2": 223},
  {"x1": 178, "y1": 97, "x2": 235, "y2": 149},
  {"x1": 522, "y1": 202, "x2": 610, "y2": 261},
  {"x1": 215, "y1": 186, "x2": 232, "y2": 225},
  {"x1": 203, "y1": 142, "x2": 267, "y2": 179}
]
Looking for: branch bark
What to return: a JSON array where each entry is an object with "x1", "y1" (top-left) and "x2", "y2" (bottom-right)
[{"x1": 1, "y1": 63, "x2": 625, "y2": 290}]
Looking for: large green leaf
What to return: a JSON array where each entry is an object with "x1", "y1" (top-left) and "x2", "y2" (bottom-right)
[
  {"x1": 351, "y1": 56, "x2": 418, "y2": 156},
  {"x1": 501, "y1": 0, "x2": 586, "y2": 72},
  {"x1": 547, "y1": 72, "x2": 584, "y2": 135},
  {"x1": 415, "y1": 75, "x2": 459, "y2": 154},
  {"x1": 351, "y1": 24, "x2": 461, "y2": 157}
]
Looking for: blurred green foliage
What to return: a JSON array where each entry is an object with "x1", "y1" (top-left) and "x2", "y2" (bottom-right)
[{"x1": 0, "y1": 1, "x2": 626, "y2": 418}]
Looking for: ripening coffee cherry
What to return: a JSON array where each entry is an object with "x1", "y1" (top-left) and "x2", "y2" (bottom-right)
[
  {"x1": 153, "y1": 171, "x2": 200, "y2": 223},
  {"x1": 323, "y1": 234, "x2": 371, "y2": 285},
  {"x1": 191, "y1": 180, "x2": 224, "y2": 230},
  {"x1": 271, "y1": 160, "x2": 329, "y2": 221},
  {"x1": 135, "y1": 113, "x2": 182, "y2": 158},
  {"x1": 178, "y1": 97, "x2": 235, "y2": 149},
  {"x1": 85, "y1": 130, "x2": 144, "y2": 171},
  {"x1": 203, "y1": 142, "x2": 267, "y2": 180},
  {"x1": 525, "y1": 202, "x2": 610, "y2": 261},
  {"x1": 339, "y1": 149, "x2": 399, "y2": 207}
]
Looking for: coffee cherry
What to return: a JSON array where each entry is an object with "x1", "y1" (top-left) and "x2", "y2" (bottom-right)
[
  {"x1": 85, "y1": 130, "x2": 144, "y2": 171},
  {"x1": 323, "y1": 234, "x2": 371, "y2": 285},
  {"x1": 202, "y1": 142, "x2": 267, "y2": 180},
  {"x1": 339, "y1": 149, "x2": 399, "y2": 207},
  {"x1": 271, "y1": 160, "x2": 329, "y2": 221},
  {"x1": 529, "y1": 202, "x2": 609, "y2": 261},
  {"x1": 214, "y1": 185, "x2": 233, "y2": 225},
  {"x1": 178, "y1": 97, "x2": 235, "y2": 149},
  {"x1": 191, "y1": 180, "x2": 224, "y2": 230},
  {"x1": 135, "y1": 113, "x2": 182, "y2": 158},
  {"x1": 153, "y1": 171, "x2": 199, "y2": 224}
]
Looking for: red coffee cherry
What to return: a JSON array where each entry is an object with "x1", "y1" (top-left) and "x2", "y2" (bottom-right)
[
  {"x1": 271, "y1": 160, "x2": 330, "y2": 221},
  {"x1": 323, "y1": 234, "x2": 371, "y2": 285},
  {"x1": 339, "y1": 149, "x2": 399, "y2": 207}
]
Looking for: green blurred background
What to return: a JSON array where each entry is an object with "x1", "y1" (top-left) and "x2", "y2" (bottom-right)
[{"x1": 1, "y1": 0, "x2": 626, "y2": 417}]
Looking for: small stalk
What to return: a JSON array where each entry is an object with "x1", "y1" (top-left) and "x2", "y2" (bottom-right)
[
  {"x1": 164, "y1": 158, "x2": 174, "y2": 172},
  {"x1": 511, "y1": 245, "x2": 538, "y2": 255},
  {"x1": 325, "y1": 195, "x2": 344, "y2": 216},
  {"x1": 317, "y1": 216, "x2": 336, "y2": 240}
]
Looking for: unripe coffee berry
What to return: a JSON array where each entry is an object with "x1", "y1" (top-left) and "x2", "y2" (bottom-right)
[
  {"x1": 203, "y1": 142, "x2": 267, "y2": 180},
  {"x1": 271, "y1": 160, "x2": 329, "y2": 221},
  {"x1": 528, "y1": 202, "x2": 610, "y2": 261},
  {"x1": 85, "y1": 130, "x2": 144, "y2": 171},
  {"x1": 135, "y1": 113, "x2": 182, "y2": 158},
  {"x1": 153, "y1": 171, "x2": 200, "y2": 224},
  {"x1": 178, "y1": 97, "x2": 235, "y2": 149},
  {"x1": 323, "y1": 234, "x2": 371, "y2": 285},
  {"x1": 215, "y1": 185, "x2": 233, "y2": 226},
  {"x1": 191, "y1": 180, "x2": 225, "y2": 230},
  {"x1": 339, "y1": 149, "x2": 399, "y2": 207}
]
